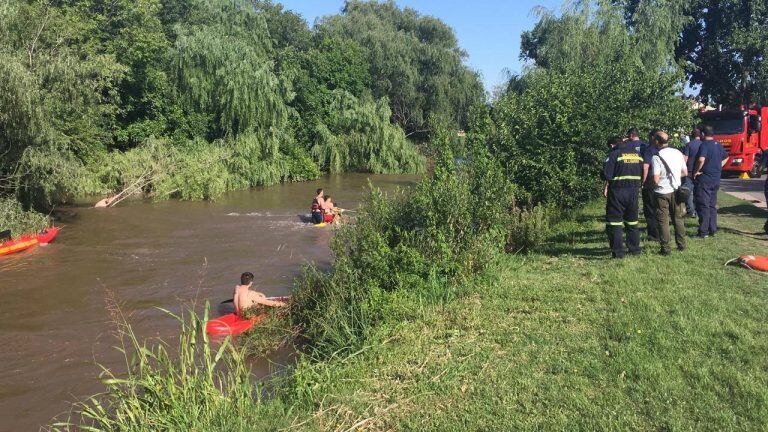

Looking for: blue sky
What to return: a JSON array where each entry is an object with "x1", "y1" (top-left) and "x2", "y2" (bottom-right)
[{"x1": 277, "y1": 0, "x2": 564, "y2": 92}]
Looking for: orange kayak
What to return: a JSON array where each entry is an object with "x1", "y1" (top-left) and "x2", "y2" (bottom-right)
[{"x1": 0, "y1": 227, "x2": 59, "y2": 257}]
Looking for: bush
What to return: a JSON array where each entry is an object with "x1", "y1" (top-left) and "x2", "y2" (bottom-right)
[
  {"x1": 506, "y1": 204, "x2": 554, "y2": 253},
  {"x1": 286, "y1": 146, "x2": 514, "y2": 356},
  {"x1": 87, "y1": 134, "x2": 322, "y2": 203},
  {"x1": 15, "y1": 145, "x2": 98, "y2": 208},
  {"x1": 0, "y1": 196, "x2": 50, "y2": 236}
]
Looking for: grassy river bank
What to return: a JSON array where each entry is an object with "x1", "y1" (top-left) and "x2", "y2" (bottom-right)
[
  {"x1": 53, "y1": 192, "x2": 768, "y2": 431},
  {"x1": 269, "y1": 194, "x2": 767, "y2": 431}
]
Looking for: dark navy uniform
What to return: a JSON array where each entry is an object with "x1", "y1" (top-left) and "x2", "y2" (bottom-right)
[
  {"x1": 602, "y1": 141, "x2": 643, "y2": 258},
  {"x1": 639, "y1": 140, "x2": 660, "y2": 240}
]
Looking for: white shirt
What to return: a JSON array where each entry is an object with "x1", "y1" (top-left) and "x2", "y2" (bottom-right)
[{"x1": 652, "y1": 147, "x2": 687, "y2": 194}]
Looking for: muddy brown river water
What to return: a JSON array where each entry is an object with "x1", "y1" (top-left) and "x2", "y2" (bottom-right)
[{"x1": 0, "y1": 174, "x2": 418, "y2": 431}]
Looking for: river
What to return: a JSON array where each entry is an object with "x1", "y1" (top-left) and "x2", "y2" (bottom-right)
[{"x1": 0, "y1": 173, "x2": 418, "y2": 432}]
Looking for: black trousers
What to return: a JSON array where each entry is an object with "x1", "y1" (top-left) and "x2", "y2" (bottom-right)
[
  {"x1": 642, "y1": 187, "x2": 660, "y2": 240},
  {"x1": 764, "y1": 177, "x2": 768, "y2": 233},
  {"x1": 764, "y1": 175, "x2": 767, "y2": 204},
  {"x1": 694, "y1": 182, "x2": 719, "y2": 236},
  {"x1": 606, "y1": 187, "x2": 641, "y2": 258}
]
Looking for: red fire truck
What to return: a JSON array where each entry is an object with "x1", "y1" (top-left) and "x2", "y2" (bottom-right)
[{"x1": 698, "y1": 105, "x2": 768, "y2": 178}]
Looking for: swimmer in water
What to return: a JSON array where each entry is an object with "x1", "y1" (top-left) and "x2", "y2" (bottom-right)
[{"x1": 94, "y1": 195, "x2": 116, "y2": 208}]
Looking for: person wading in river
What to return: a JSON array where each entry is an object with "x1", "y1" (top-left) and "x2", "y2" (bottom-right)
[
  {"x1": 233, "y1": 272, "x2": 285, "y2": 316},
  {"x1": 311, "y1": 188, "x2": 326, "y2": 224}
]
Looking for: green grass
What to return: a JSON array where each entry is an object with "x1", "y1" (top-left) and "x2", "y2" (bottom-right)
[
  {"x1": 270, "y1": 193, "x2": 768, "y2": 431},
  {"x1": 52, "y1": 194, "x2": 768, "y2": 431}
]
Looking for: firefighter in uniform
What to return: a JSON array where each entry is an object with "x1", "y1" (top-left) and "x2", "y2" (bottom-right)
[{"x1": 602, "y1": 137, "x2": 643, "y2": 258}]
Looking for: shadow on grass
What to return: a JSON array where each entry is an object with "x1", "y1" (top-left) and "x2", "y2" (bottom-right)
[
  {"x1": 543, "y1": 229, "x2": 610, "y2": 260},
  {"x1": 719, "y1": 204, "x2": 768, "y2": 219},
  {"x1": 718, "y1": 227, "x2": 768, "y2": 241}
]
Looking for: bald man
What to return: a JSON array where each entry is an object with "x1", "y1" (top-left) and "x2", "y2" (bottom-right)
[{"x1": 651, "y1": 131, "x2": 688, "y2": 255}]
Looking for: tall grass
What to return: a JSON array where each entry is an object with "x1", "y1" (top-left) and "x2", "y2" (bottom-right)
[{"x1": 48, "y1": 303, "x2": 286, "y2": 432}]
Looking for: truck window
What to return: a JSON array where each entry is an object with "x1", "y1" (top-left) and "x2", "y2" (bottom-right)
[{"x1": 707, "y1": 118, "x2": 744, "y2": 135}]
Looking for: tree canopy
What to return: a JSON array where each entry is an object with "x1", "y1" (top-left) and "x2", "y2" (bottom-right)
[
  {"x1": 317, "y1": 0, "x2": 485, "y2": 138},
  {"x1": 3, "y1": 0, "x2": 493, "y2": 209},
  {"x1": 479, "y1": 1, "x2": 691, "y2": 208},
  {"x1": 614, "y1": 0, "x2": 768, "y2": 105}
]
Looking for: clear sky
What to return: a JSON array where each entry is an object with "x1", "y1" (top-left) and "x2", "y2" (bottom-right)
[{"x1": 277, "y1": 0, "x2": 564, "y2": 92}]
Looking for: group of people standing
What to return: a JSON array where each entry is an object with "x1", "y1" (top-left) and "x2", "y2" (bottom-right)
[{"x1": 602, "y1": 126, "x2": 727, "y2": 258}]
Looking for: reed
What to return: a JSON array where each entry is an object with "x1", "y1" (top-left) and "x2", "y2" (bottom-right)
[{"x1": 48, "y1": 303, "x2": 284, "y2": 432}]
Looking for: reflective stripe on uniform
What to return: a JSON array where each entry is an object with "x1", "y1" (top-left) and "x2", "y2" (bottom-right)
[
  {"x1": 617, "y1": 155, "x2": 644, "y2": 162},
  {"x1": 606, "y1": 221, "x2": 624, "y2": 226},
  {"x1": 624, "y1": 221, "x2": 639, "y2": 226},
  {"x1": 612, "y1": 175, "x2": 641, "y2": 181}
]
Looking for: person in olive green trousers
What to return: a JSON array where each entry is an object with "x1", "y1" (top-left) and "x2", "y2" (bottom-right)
[{"x1": 651, "y1": 131, "x2": 688, "y2": 255}]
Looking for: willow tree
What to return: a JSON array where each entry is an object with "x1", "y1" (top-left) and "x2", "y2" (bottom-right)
[
  {"x1": 311, "y1": 90, "x2": 424, "y2": 174},
  {"x1": 316, "y1": 0, "x2": 484, "y2": 138},
  {"x1": 173, "y1": 0, "x2": 289, "y2": 138},
  {"x1": 0, "y1": 0, "x2": 124, "y2": 207}
]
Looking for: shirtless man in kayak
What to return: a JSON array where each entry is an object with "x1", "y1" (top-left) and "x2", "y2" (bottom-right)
[
  {"x1": 322, "y1": 195, "x2": 342, "y2": 224},
  {"x1": 233, "y1": 272, "x2": 285, "y2": 315},
  {"x1": 310, "y1": 188, "x2": 326, "y2": 224}
]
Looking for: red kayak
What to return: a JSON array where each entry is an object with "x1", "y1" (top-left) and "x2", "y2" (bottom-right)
[
  {"x1": 0, "y1": 227, "x2": 59, "y2": 257},
  {"x1": 206, "y1": 296, "x2": 290, "y2": 336},
  {"x1": 206, "y1": 313, "x2": 266, "y2": 336}
]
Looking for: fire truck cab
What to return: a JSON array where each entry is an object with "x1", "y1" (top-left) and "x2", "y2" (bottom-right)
[{"x1": 698, "y1": 105, "x2": 768, "y2": 178}]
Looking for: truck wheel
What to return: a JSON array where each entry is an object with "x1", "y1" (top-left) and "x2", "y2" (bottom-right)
[{"x1": 748, "y1": 161, "x2": 763, "y2": 178}]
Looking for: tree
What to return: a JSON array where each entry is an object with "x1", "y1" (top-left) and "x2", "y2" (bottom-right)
[
  {"x1": 317, "y1": 0, "x2": 484, "y2": 138},
  {"x1": 486, "y1": 1, "x2": 691, "y2": 208},
  {"x1": 614, "y1": 0, "x2": 768, "y2": 105},
  {"x1": 0, "y1": 0, "x2": 124, "y2": 206},
  {"x1": 172, "y1": 0, "x2": 289, "y2": 138},
  {"x1": 676, "y1": 0, "x2": 768, "y2": 105},
  {"x1": 252, "y1": 0, "x2": 312, "y2": 51},
  {"x1": 310, "y1": 90, "x2": 424, "y2": 174}
]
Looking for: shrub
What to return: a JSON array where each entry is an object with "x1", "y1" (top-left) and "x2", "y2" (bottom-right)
[
  {"x1": 0, "y1": 196, "x2": 50, "y2": 236},
  {"x1": 286, "y1": 145, "x2": 514, "y2": 356},
  {"x1": 88, "y1": 134, "x2": 322, "y2": 203},
  {"x1": 507, "y1": 204, "x2": 554, "y2": 253},
  {"x1": 15, "y1": 144, "x2": 98, "y2": 208}
]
